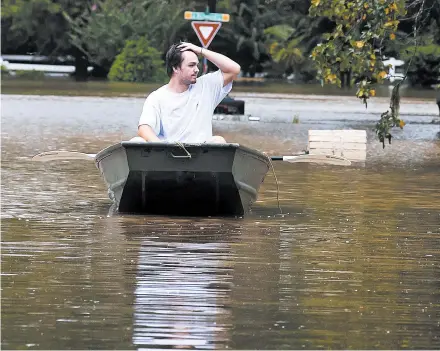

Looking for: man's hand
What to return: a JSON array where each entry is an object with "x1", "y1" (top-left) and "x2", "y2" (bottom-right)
[
  {"x1": 178, "y1": 42, "x2": 202, "y2": 55},
  {"x1": 178, "y1": 41, "x2": 241, "y2": 87}
]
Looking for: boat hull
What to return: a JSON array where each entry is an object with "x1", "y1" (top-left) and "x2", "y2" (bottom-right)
[{"x1": 95, "y1": 142, "x2": 270, "y2": 216}]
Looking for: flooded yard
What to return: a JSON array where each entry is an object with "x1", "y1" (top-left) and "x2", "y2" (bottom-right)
[{"x1": 1, "y1": 94, "x2": 439, "y2": 349}]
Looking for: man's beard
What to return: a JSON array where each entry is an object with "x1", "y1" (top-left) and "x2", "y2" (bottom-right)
[{"x1": 182, "y1": 76, "x2": 197, "y2": 85}]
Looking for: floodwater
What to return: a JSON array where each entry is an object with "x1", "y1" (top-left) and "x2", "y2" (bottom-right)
[{"x1": 1, "y1": 94, "x2": 440, "y2": 350}]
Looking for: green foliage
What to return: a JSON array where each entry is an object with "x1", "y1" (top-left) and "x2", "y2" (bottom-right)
[
  {"x1": 108, "y1": 38, "x2": 167, "y2": 83},
  {"x1": 266, "y1": 25, "x2": 307, "y2": 79},
  {"x1": 375, "y1": 84, "x2": 406, "y2": 148},
  {"x1": 308, "y1": 0, "x2": 427, "y2": 147},
  {"x1": 65, "y1": 0, "x2": 194, "y2": 72},
  {"x1": 14, "y1": 70, "x2": 47, "y2": 80},
  {"x1": 228, "y1": 0, "x2": 282, "y2": 76},
  {"x1": 1, "y1": 0, "x2": 91, "y2": 55},
  {"x1": 309, "y1": 0, "x2": 406, "y2": 100},
  {"x1": 1, "y1": 65, "x2": 10, "y2": 76},
  {"x1": 400, "y1": 45, "x2": 440, "y2": 87},
  {"x1": 264, "y1": 10, "x2": 327, "y2": 81}
]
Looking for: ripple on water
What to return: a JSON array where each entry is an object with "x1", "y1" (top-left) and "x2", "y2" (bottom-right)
[{"x1": 1, "y1": 95, "x2": 439, "y2": 350}]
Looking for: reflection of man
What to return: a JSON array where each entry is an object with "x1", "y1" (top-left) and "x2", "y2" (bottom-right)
[
  {"x1": 133, "y1": 238, "x2": 232, "y2": 349},
  {"x1": 137, "y1": 42, "x2": 241, "y2": 143}
]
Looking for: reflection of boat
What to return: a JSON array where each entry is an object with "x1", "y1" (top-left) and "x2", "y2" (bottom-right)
[{"x1": 95, "y1": 141, "x2": 271, "y2": 216}]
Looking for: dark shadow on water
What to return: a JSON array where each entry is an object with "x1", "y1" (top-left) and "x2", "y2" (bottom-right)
[{"x1": 104, "y1": 201, "x2": 308, "y2": 222}]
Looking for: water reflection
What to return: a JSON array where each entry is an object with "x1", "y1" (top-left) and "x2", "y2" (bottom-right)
[{"x1": 132, "y1": 236, "x2": 233, "y2": 349}]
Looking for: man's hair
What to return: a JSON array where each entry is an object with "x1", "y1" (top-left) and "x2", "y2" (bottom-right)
[
  {"x1": 165, "y1": 42, "x2": 197, "y2": 77},
  {"x1": 165, "y1": 43, "x2": 183, "y2": 78}
]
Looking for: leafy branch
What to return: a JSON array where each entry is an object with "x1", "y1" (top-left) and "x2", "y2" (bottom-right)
[{"x1": 308, "y1": 0, "x2": 430, "y2": 147}]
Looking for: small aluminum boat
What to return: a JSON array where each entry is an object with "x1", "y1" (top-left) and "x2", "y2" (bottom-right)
[{"x1": 95, "y1": 141, "x2": 271, "y2": 216}]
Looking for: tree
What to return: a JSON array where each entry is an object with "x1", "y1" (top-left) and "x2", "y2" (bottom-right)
[
  {"x1": 308, "y1": 0, "x2": 439, "y2": 147},
  {"x1": 108, "y1": 38, "x2": 167, "y2": 83},
  {"x1": 401, "y1": 44, "x2": 440, "y2": 87},
  {"x1": 226, "y1": 0, "x2": 284, "y2": 76},
  {"x1": 264, "y1": 8, "x2": 332, "y2": 82},
  {"x1": 65, "y1": 0, "x2": 196, "y2": 75},
  {"x1": 1, "y1": 0, "x2": 94, "y2": 81},
  {"x1": 265, "y1": 25, "x2": 306, "y2": 77}
]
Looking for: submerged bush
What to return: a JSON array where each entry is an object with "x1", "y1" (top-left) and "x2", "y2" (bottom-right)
[
  {"x1": 108, "y1": 37, "x2": 167, "y2": 83},
  {"x1": 1, "y1": 65, "x2": 10, "y2": 76},
  {"x1": 14, "y1": 70, "x2": 47, "y2": 80}
]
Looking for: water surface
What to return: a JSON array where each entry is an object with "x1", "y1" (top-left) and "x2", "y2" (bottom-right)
[{"x1": 1, "y1": 94, "x2": 439, "y2": 349}]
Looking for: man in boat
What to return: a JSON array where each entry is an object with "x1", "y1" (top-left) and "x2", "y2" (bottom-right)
[{"x1": 137, "y1": 42, "x2": 241, "y2": 143}]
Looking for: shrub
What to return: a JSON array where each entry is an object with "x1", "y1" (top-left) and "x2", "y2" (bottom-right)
[
  {"x1": 400, "y1": 45, "x2": 440, "y2": 87},
  {"x1": 108, "y1": 37, "x2": 167, "y2": 83},
  {"x1": 1, "y1": 65, "x2": 10, "y2": 76},
  {"x1": 14, "y1": 70, "x2": 46, "y2": 80}
]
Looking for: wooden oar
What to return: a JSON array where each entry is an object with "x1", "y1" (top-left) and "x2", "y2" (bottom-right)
[
  {"x1": 32, "y1": 151, "x2": 96, "y2": 162},
  {"x1": 271, "y1": 154, "x2": 351, "y2": 166},
  {"x1": 32, "y1": 150, "x2": 351, "y2": 166}
]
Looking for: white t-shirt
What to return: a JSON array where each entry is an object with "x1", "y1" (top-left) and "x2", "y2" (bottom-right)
[{"x1": 138, "y1": 70, "x2": 232, "y2": 143}]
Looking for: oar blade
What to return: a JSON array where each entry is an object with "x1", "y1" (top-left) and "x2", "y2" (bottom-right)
[
  {"x1": 32, "y1": 151, "x2": 96, "y2": 162},
  {"x1": 283, "y1": 154, "x2": 351, "y2": 166}
]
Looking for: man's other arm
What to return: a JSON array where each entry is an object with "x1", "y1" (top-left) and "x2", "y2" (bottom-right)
[{"x1": 138, "y1": 124, "x2": 161, "y2": 142}]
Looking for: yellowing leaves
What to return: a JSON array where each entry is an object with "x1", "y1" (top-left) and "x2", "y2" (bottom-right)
[
  {"x1": 384, "y1": 20, "x2": 399, "y2": 28},
  {"x1": 378, "y1": 71, "x2": 388, "y2": 79},
  {"x1": 389, "y1": 33, "x2": 396, "y2": 40},
  {"x1": 389, "y1": 3, "x2": 398, "y2": 11},
  {"x1": 354, "y1": 41, "x2": 365, "y2": 48},
  {"x1": 269, "y1": 42, "x2": 278, "y2": 53},
  {"x1": 385, "y1": 2, "x2": 398, "y2": 14},
  {"x1": 399, "y1": 120, "x2": 406, "y2": 128},
  {"x1": 369, "y1": 89, "x2": 376, "y2": 97},
  {"x1": 325, "y1": 73, "x2": 338, "y2": 83},
  {"x1": 311, "y1": 0, "x2": 320, "y2": 6}
]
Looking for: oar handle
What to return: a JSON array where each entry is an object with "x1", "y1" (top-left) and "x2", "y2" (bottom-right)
[
  {"x1": 270, "y1": 154, "x2": 351, "y2": 166},
  {"x1": 271, "y1": 154, "x2": 305, "y2": 161}
]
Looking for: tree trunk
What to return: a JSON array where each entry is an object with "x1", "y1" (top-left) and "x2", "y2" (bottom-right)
[
  {"x1": 433, "y1": 91, "x2": 440, "y2": 129},
  {"x1": 436, "y1": 90, "x2": 440, "y2": 118},
  {"x1": 208, "y1": 0, "x2": 216, "y2": 12},
  {"x1": 340, "y1": 70, "x2": 351, "y2": 88},
  {"x1": 73, "y1": 48, "x2": 89, "y2": 82}
]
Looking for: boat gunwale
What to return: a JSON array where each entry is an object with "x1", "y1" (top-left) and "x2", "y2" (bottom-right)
[{"x1": 95, "y1": 141, "x2": 271, "y2": 167}]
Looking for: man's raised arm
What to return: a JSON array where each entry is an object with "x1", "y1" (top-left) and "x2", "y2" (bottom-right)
[{"x1": 178, "y1": 42, "x2": 241, "y2": 87}]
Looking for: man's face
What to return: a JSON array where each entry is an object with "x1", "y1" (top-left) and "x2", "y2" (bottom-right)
[{"x1": 175, "y1": 50, "x2": 199, "y2": 85}]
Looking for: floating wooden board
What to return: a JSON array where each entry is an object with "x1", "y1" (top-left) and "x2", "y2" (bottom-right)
[{"x1": 308, "y1": 130, "x2": 367, "y2": 162}]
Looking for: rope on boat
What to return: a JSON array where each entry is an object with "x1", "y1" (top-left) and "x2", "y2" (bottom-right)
[
  {"x1": 266, "y1": 154, "x2": 282, "y2": 215},
  {"x1": 175, "y1": 142, "x2": 192, "y2": 158},
  {"x1": 172, "y1": 142, "x2": 282, "y2": 215}
]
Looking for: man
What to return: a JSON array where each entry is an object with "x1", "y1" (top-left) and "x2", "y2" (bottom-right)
[{"x1": 137, "y1": 42, "x2": 241, "y2": 143}]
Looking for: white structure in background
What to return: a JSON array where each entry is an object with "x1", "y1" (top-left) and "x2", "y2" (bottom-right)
[
  {"x1": 1, "y1": 54, "x2": 93, "y2": 76},
  {"x1": 383, "y1": 57, "x2": 405, "y2": 83}
]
